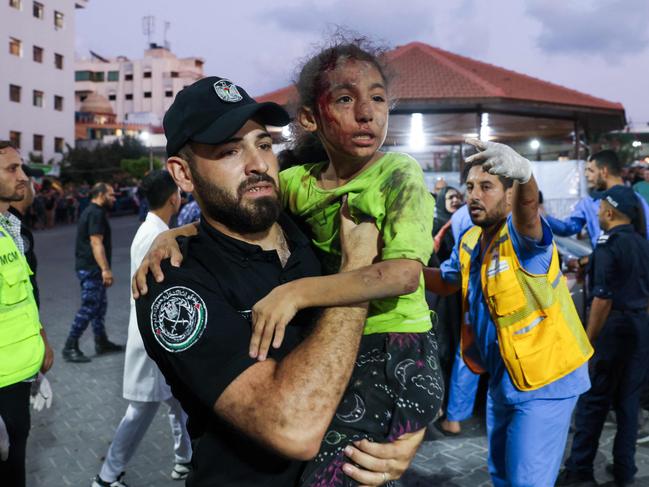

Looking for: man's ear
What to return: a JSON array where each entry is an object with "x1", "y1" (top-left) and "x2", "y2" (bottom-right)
[
  {"x1": 297, "y1": 106, "x2": 318, "y2": 133},
  {"x1": 166, "y1": 157, "x2": 195, "y2": 193},
  {"x1": 505, "y1": 186, "x2": 513, "y2": 207}
]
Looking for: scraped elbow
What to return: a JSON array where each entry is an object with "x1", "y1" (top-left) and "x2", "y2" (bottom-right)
[{"x1": 401, "y1": 265, "x2": 421, "y2": 294}]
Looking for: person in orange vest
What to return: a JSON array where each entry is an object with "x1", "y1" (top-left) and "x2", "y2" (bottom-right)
[{"x1": 424, "y1": 138, "x2": 592, "y2": 486}]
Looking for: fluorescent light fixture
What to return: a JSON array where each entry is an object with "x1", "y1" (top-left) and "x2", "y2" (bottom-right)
[
  {"x1": 632, "y1": 140, "x2": 642, "y2": 147},
  {"x1": 530, "y1": 139, "x2": 540, "y2": 150},
  {"x1": 479, "y1": 113, "x2": 491, "y2": 141},
  {"x1": 409, "y1": 113, "x2": 425, "y2": 151}
]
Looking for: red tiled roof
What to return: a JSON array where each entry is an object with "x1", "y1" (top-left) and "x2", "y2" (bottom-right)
[{"x1": 256, "y1": 41, "x2": 624, "y2": 112}]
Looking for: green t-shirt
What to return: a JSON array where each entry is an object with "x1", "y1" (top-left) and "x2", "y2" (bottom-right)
[{"x1": 280, "y1": 152, "x2": 435, "y2": 334}]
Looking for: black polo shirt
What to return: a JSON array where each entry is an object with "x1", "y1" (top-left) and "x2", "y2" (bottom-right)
[
  {"x1": 590, "y1": 224, "x2": 649, "y2": 311},
  {"x1": 136, "y1": 213, "x2": 321, "y2": 487},
  {"x1": 75, "y1": 202, "x2": 111, "y2": 272}
]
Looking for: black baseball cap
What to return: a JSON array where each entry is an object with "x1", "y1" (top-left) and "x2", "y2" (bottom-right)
[
  {"x1": 600, "y1": 185, "x2": 638, "y2": 220},
  {"x1": 163, "y1": 76, "x2": 290, "y2": 157}
]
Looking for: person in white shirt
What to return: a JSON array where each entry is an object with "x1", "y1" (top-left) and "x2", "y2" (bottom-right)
[{"x1": 93, "y1": 171, "x2": 191, "y2": 487}]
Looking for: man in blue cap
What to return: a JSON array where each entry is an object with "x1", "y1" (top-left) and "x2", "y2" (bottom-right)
[{"x1": 557, "y1": 185, "x2": 649, "y2": 487}]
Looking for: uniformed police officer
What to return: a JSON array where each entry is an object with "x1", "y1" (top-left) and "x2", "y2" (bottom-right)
[
  {"x1": 558, "y1": 185, "x2": 649, "y2": 487},
  {"x1": 0, "y1": 141, "x2": 53, "y2": 487}
]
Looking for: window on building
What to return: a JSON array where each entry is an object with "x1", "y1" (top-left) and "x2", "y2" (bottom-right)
[
  {"x1": 32, "y1": 1, "x2": 43, "y2": 18},
  {"x1": 170, "y1": 71, "x2": 179, "y2": 78},
  {"x1": 54, "y1": 95, "x2": 63, "y2": 111},
  {"x1": 9, "y1": 131, "x2": 21, "y2": 149},
  {"x1": 143, "y1": 71, "x2": 152, "y2": 78},
  {"x1": 9, "y1": 84, "x2": 21, "y2": 102},
  {"x1": 143, "y1": 91, "x2": 152, "y2": 98},
  {"x1": 165, "y1": 90, "x2": 173, "y2": 97},
  {"x1": 54, "y1": 52, "x2": 63, "y2": 69},
  {"x1": 54, "y1": 137, "x2": 64, "y2": 153},
  {"x1": 9, "y1": 37, "x2": 22, "y2": 57},
  {"x1": 54, "y1": 10, "x2": 63, "y2": 29},
  {"x1": 125, "y1": 73, "x2": 133, "y2": 81},
  {"x1": 33, "y1": 89, "x2": 43, "y2": 107},
  {"x1": 107, "y1": 71, "x2": 119, "y2": 82},
  {"x1": 108, "y1": 94, "x2": 116, "y2": 101},
  {"x1": 33, "y1": 134, "x2": 43, "y2": 151},
  {"x1": 33, "y1": 45, "x2": 43, "y2": 63},
  {"x1": 75, "y1": 70, "x2": 90, "y2": 81},
  {"x1": 125, "y1": 93, "x2": 133, "y2": 100},
  {"x1": 92, "y1": 71, "x2": 104, "y2": 82},
  {"x1": 9, "y1": 0, "x2": 21, "y2": 10}
]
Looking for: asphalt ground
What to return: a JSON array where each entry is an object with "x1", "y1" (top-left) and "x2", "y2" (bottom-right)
[{"x1": 25, "y1": 214, "x2": 649, "y2": 486}]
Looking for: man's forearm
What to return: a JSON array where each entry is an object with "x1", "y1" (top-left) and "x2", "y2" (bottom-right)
[
  {"x1": 91, "y1": 241, "x2": 110, "y2": 271},
  {"x1": 512, "y1": 176, "x2": 542, "y2": 240},
  {"x1": 423, "y1": 267, "x2": 459, "y2": 296},
  {"x1": 586, "y1": 297, "x2": 613, "y2": 343},
  {"x1": 217, "y1": 303, "x2": 367, "y2": 459}
]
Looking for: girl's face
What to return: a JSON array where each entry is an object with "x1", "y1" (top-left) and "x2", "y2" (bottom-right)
[
  {"x1": 445, "y1": 189, "x2": 463, "y2": 213},
  {"x1": 312, "y1": 59, "x2": 389, "y2": 164}
]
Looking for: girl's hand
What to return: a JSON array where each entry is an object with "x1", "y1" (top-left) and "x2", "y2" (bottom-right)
[
  {"x1": 249, "y1": 284, "x2": 299, "y2": 360},
  {"x1": 131, "y1": 224, "x2": 198, "y2": 298}
]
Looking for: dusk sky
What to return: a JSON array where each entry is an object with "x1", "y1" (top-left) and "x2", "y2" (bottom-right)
[{"x1": 76, "y1": 0, "x2": 649, "y2": 126}]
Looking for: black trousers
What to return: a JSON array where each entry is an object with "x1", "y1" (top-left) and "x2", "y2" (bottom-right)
[
  {"x1": 566, "y1": 310, "x2": 649, "y2": 482},
  {"x1": 0, "y1": 381, "x2": 31, "y2": 487}
]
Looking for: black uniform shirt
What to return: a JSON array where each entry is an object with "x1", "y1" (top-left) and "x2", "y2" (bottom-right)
[
  {"x1": 75, "y1": 202, "x2": 111, "y2": 272},
  {"x1": 590, "y1": 224, "x2": 649, "y2": 310},
  {"x1": 136, "y1": 213, "x2": 321, "y2": 487}
]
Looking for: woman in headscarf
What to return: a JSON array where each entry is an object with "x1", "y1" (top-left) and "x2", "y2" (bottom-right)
[{"x1": 430, "y1": 186, "x2": 463, "y2": 265}]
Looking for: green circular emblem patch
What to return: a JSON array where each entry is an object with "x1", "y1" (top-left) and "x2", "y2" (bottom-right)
[{"x1": 150, "y1": 286, "x2": 207, "y2": 353}]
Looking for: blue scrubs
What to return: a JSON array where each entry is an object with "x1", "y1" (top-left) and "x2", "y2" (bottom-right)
[
  {"x1": 441, "y1": 216, "x2": 591, "y2": 486},
  {"x1": 445, "y1": 204, "x2": 480, "y2": 423},
  {"x1": 547, "y1": 190, "x2": 649, "y2": 247},
  {"x1": 446, "y1": 343, "x2": 480, "y2": 422}
]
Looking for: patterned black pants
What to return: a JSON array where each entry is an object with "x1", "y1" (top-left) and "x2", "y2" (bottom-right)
[{"x1": 300, "y1": 330, "x2": 444, "y2": 487}]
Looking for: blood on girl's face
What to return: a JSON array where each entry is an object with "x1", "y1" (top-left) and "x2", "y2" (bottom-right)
[{"x1": 314, "y1": 59, "x2": 389, "y2": 164}]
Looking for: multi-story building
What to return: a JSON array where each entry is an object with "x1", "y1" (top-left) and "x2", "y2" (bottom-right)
[
  {"x1": 0, "y1": 0, "x2": 86, "y2": 164},
  {"x1": 74, "y1": 44, "x2": 204, "y2": 127}
]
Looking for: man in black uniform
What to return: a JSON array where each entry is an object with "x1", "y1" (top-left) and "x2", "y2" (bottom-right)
[
  {"x1": 134, "y1": 77, "x2": 421, "y2": 487},
  {"x1": 558, "y1": 185, "x2": 649, "y2": 486},
  {"x1": 62, "y1": 182, "x2": 122, "y2": 362}
]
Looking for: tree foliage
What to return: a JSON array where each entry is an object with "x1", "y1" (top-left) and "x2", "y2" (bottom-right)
[
  {"x1": 60, "y1": 137, "x2": 147, "y2": 183},
  {"x1": 120, "y1": 156, "x2": 162, "y2": 179}
]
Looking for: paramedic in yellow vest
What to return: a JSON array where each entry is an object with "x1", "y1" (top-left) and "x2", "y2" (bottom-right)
[
  {"x1": 0, "y1": 141, "x2": 53, "y2": 487},
  {"x1": 424, "y1": 138, "x2": 592, "y2": 487}
]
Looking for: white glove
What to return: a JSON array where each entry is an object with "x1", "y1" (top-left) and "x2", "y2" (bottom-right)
[
  {"x1": 30, "y1": 373, "x2": 53, "y2": 412},
  {"x1": 0, "y1": 414, "x2": 9, "y2": 461},
  {"x1": 465, "y1": 138, "x2": 533, "y2": 184}
]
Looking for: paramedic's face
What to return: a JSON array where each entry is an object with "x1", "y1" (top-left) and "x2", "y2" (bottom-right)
[
  {"x1": 585, "y1": 159, "x2": 605, "y2": 191},
  {"x1": 465, "y1": 165, "x2": 511, "y2": 228}
]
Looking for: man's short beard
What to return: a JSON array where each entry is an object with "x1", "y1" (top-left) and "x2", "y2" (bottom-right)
[
  {"x1": 190, "y1": 167, "x2": 281, "y2": 234},
  {"x1": 0, "y1": 189, "x2": 24, "y2": 203}
]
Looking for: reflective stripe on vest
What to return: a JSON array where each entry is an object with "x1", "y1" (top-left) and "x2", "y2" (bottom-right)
[
  {"x1": 459, "y1": 223, "x2": 593, "y2": 391},
  {"x1": 0, "y1": 225, "x2": 43, "y2": 388}
]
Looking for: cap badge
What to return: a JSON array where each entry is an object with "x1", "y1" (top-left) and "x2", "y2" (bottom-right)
[{"x1": 213, "y1": 79, "x2": 243, "y2": 103}]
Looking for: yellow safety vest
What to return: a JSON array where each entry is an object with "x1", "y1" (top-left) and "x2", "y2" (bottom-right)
[
  {"x1": 458, "y1": 222, "x2": 593, "y2": 391},
  {"x1": 0, "y1": 224, "x2": 43, "y2": 388}
]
